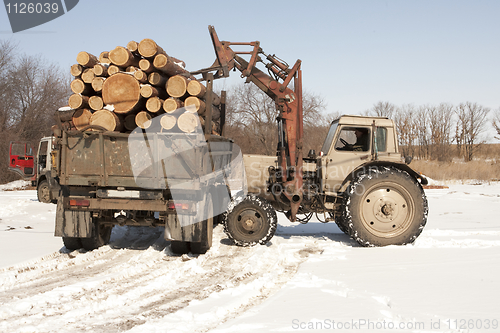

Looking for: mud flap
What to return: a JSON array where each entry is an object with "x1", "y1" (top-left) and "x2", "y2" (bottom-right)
[
  {"x1": 54, "y1": 200, "x2": 92, "y2": 238},
  {"x1": 164, "y1": 214, "x2": 204, "y2": 243}
]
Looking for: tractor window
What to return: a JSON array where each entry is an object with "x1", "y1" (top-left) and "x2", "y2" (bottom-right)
[
  {"x1": 335, "y1": 127, "x2": 370, "y2": 152},
  {"x1": 320, "y1": 122, "x2": 339, "y2": 155},
  {"x1": 376, "y1": 127, "x2": 387, "y2": 152}
]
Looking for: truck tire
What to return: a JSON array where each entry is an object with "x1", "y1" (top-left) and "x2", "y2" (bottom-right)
[
  {"x1": 37, "y1": 180, "x2": 52, "y2": 203},
  {"x1": 223, "y1": 195, "x2": 277, "y2": 247},
  {"x1": 343, "y1": 166, "x2": 428, "y2": 247},
  {"x1": 62, "y1": 237, "x2": 82, "y2": 251},
  {"x1": 170, "y1": 241, "x2": 190, "y2": 255},
  {"x1": 190, "y1": 193, "x2": 214, "y2": 254},
  {"x1": 81, "y1": 221, "x2": 113, "y2": 251}
]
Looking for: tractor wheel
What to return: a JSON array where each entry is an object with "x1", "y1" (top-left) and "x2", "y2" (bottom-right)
[
  {"x1": 62, "y1": 237, "x2": 82, "y2": 251},
  {"x1": 343, "y1": 166, "x2": 428, "y2": 247},
  {"x1": 223, "y1": 195, "x2": 277, "y2": 247},
  {"x1": 37, "y1": 180, "x2": 52, "y2": 203},
  {"x1": 81, "y1": 221, "x2": 112, "y2": 251}
]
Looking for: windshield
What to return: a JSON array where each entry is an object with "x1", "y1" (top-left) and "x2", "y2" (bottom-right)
[{"x1": 321, "y1": 121, "x2": 339, "y2": 155}]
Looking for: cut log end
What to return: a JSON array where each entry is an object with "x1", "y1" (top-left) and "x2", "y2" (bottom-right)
[
  {"x1": 166, "y1": 75, "x2": 189, "y2": 98},
  {"x1": 163, "y1": 98, "x2": 184, "y2": 113},
  {"x1": 135, "y1": 111, "x2": 152, "y2": 129},
  {"x1": 90, "y1": 109, "x2": 123, "y2": 132},
  {"x1": 102, "y1": 73, "x2": 141, "y2": 114},
  {"x1": 76, "y1": 51, "x2": 98, "y2": 67},
  {"x1": 177, "y1": 112, "x2": 200, "y2": 133},
  {"x1": 160, "y1": 114, "x2": 177, "y2": 131},
  {"x1": 72, "y1": 108, "x2": 93, "y2": 131}
]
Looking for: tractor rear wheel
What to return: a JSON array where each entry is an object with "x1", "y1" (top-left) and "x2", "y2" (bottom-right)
[{"x1": 343, "y1": 167, "x2": 428, "y2": 247}]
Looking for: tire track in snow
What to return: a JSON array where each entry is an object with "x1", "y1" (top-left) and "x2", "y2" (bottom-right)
[{"x1": 0, "y1": 226, "x2": 318, "y2": 333}]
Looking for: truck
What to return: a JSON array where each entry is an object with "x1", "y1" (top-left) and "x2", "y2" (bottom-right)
[{"x1": 10, "y1": 26, "x2": 428, "y2": 252}]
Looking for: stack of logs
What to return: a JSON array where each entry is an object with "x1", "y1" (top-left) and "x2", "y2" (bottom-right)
[{"x1": 63, "y1": 38, "x2": 221, "y2": 134}]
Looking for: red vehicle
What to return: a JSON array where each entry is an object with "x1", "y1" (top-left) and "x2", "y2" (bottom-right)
[{"x1": 8, "y1": 142, "x2": 34, "y2": 179}]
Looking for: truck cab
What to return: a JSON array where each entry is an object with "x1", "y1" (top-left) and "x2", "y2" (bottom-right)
[{"x1": 35, "y1": 137, "x2": 56, "y2": 203}]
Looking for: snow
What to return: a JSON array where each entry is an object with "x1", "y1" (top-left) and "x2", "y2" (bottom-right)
[{"x1": 0, "y1": 182, "x2": 499, "y2": 332}]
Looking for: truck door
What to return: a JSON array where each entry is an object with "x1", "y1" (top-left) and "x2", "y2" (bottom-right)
[{"x1": 8, "y1": 142, "x2": 35, "y2": 178}]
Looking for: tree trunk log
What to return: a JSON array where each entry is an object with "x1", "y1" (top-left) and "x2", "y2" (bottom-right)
[
  {"x1": 70, "y1": 64, "x2": 83, "y2": 77},
  {"x1": 184, "y1": 96, "x2": 206, "y2": 114},
  {"x1": 153, "y1": 54, "x2": 189, "y2": 77},
  {"x1": 163, "y1": 97, "x2": 184, "y2": 113},
  {"x1": 90, "y1": 109, "x2": 123, "y2": 132},
  {"x1": 102, "y1": 73, "x2": 142, "y2": 114},
  {"x1": 133, "y1": 69, "x2": 148, "y2": 84},
  {"x1": 57, "y1": 108, "x2": 76, "y2": 122},
  {"x1": 70, "y1": 79, "x2": 92, "y2": 95},
  {"x1": 92, "y1": 77, "x2": 106, "y2": 93},
  {"x1": 160, "y1": 114, "x2": 177, "y2": 131},
  {"x1": 140, "y1": 84, "x2": 167, "y2": 99},
  {"x1": 109, "y1": 46, "x2": 140, "y2": 68},
  {"x1": 81, "y1": 68, "x2": 95, "y2": 84},
  {"x1": 166, "y1": 75, "x2": 189, "y2": 98},
  {"x1": 138, "y1": 59, "x2": 155, "y2": 73},
  {"x1": 177, "y1": 112, "x2": 200, "y2": 133},
  {"x1": 138, "y1": 38, "x2": 165, "y2": 58},
  {"x1": 68, "y1": 94, "x2": 90, "y2": 109},
  {"x1": 126, "y1": 40, "x2": 139, "y2": 54},
  {"x1": 93, "y1": 63, "x2": 108, "y2": 77},
  {"x1": 107, "y1": 65, "x2": 123, "y2": 76},
  {"x1": 99, "y1": 51, "x2": 110, "y2": 64},
  {"x1": 72, "y1": 108, "x2": 92, "y2": 131},
  {"x1": 89, "y1": 95, "x2": 104, "y2": 111},
  {"x1": 135, "y1": 111, "x2": 152, "y2": 129},
  {"x1": 187, "y1": 80, "x2": 206, "y2": 98},
  {"x1": 77, "y1": 51, "x2": 98, "y2": 67},
  {"x1": 146, "y1": 97, "x2": 165, "y2": 113},
  {"x1": 148, "y1": 72, "x2": 168, "y2": 87}
]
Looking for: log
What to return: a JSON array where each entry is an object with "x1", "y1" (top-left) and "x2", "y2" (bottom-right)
[
  {"x1": 72, "y1": 108, "x2": 92, "y2": 131},
  {"x1": 138, "y1": 59, "x2": 155, "y2": 73},
  {"x1": 109, "y1": 46, "x2": 140, "y2": 68},
  {"x1": 93, "y1": 63, "x2": 108, "y2": 77},
  {"x1": 146, "y1": 97, "x2": 165, "y2": 114},
  {"x1": 138, "y1": 38, "x2": 165, "y2": 58},
  {"x1": 107, "y1": 65, "x2": 122, "y2": 76},
  {"x1": 124, "y1": 114, "x2": 137, "y2": 131},
  {"x1": 68, "y1": 94, "x2": 90, "y2": 109},
  {"x1": 163, "y1": 97, "x2": 184, "y2": 113},
  {"x1": 126, "y1": 40, "x2": 139, "y2": 54},
  {"x1": 56, "y1": 108, "x2": 76, "y2": 122},
  {"x1": 148, "y1": 72, "x2": 168, "y2": 87},
  {"x1": 135, "y1": 111, "x2": 152, "y2": 129},
  {"x1": 187, "y1": 80, "x2": 206, "y2": 98},
  {"x1": 92, "y1": 77, "x2": 106, "y2": 93},
  {"x1": 81, "y1": 68, "x2": 95, "y2": 84},
  {"x1": 99, "y1": 51, "x2": 110, "y2": 64},
  {"x1": 70, "y1": 64, "x2": 83, "y2": 77},
  {"x1": 177, "y1": 112, "x2": 200, "y2": 133},
  {"x1": 102, "y1": 72, "x2": 142, "y2": 114},
  {"x1": 89, "y1": 95, "x2": 104, "y2": 111},
  {"x1": 184, "y1": 96, "x2": 205, "y2": 114},
  {"x1": 77, "y1": 51, "x2": 98, "y2": 67},
  {"x1": 133, "y1": 69, "x2": 148, "y2": 84},
  {"x1": 166, "y1": 75, "x2": 189, "y2": 98},
  {"x1": 70, "y1": 79, "x2": 92, "y2": 95},
  {"x1": 153, "y1": 54, "x2": 189, "y2": 77},
  {"x1": 140, "y1": 84, "x2": 167, "y2": 99},
  {"x1": 160, "y1": 114, "x2": 177, "y2": 131},
  {"x1": 90, "y1": 109, "x2": 123, "y2": 132}
]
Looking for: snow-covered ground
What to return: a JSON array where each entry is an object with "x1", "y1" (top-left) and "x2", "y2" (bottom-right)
[{"x1": 0, "y1": 181, "x2": 499, "y2": 332}]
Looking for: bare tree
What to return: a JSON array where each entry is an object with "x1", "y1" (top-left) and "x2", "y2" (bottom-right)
[
  {"x1": 428, "y1": 103, "x2": 454, "y2": 161},
  {"x1": 367, "y1": 101, "x2": 396, "y2": 118},
  {"x1": 493, "y1": 108, "x2": 500, "y2": 141},
  {"x1": 394, "y1": 104, "x2": 418, "y2": 159},
  {"x1": 455, "y1": 102, "x2": 490, "y2": 162}
]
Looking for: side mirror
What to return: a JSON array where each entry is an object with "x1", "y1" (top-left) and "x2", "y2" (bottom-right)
[{"x1": 404, "y1": 156, "x2": 413, "y2": 165}]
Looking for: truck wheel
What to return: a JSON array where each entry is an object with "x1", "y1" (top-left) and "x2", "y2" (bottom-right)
[
  {"x1": 223, "y1": 195, "x2": 277, "y2": 247},
  {"x1": 81, "y1": 221, "x2": 113, "y2": 251},
  {"x1": 190, "y1": 192, "x2": 214, "y2": 254},
  {"x1": 37, "y1": 180, "x2": 52, "y2": 203},
  {"x1": 343, "y1": 167, "x2": 428, "y2": 247},
  {"x1": 62, "y1": 237, "x2": 82, "y2": 251}
]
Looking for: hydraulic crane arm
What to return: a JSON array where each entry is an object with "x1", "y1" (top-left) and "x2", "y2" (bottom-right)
[{"x1": 193, "y1": 26, "x2": 304, "y2": 221}]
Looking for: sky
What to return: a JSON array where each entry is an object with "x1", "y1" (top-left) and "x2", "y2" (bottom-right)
[{"x1": 1, "y1": 0, "x2": 500, "y2": 121}]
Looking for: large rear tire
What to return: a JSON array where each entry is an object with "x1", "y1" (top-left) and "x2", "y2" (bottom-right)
[
  {"x1": 190, "y1": 193, "x2": 214, "y2": 254},
  {"x1": 81, "y1": 221, "x2": 113, "y2": 251},
  {"x1": 343, "y1": 167, "x2": 428, "y2": 247},
  {"x1": 62, "y1": 237, "x2": 82, "y2": 251},
  {"x1": 223, "y1": 195, "x2": 277, "y2": 247}
]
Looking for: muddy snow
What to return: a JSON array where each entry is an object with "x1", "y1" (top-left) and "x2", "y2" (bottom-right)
[{"x1": 0, "y1": 181, "x2": 499, "y2": 332}]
